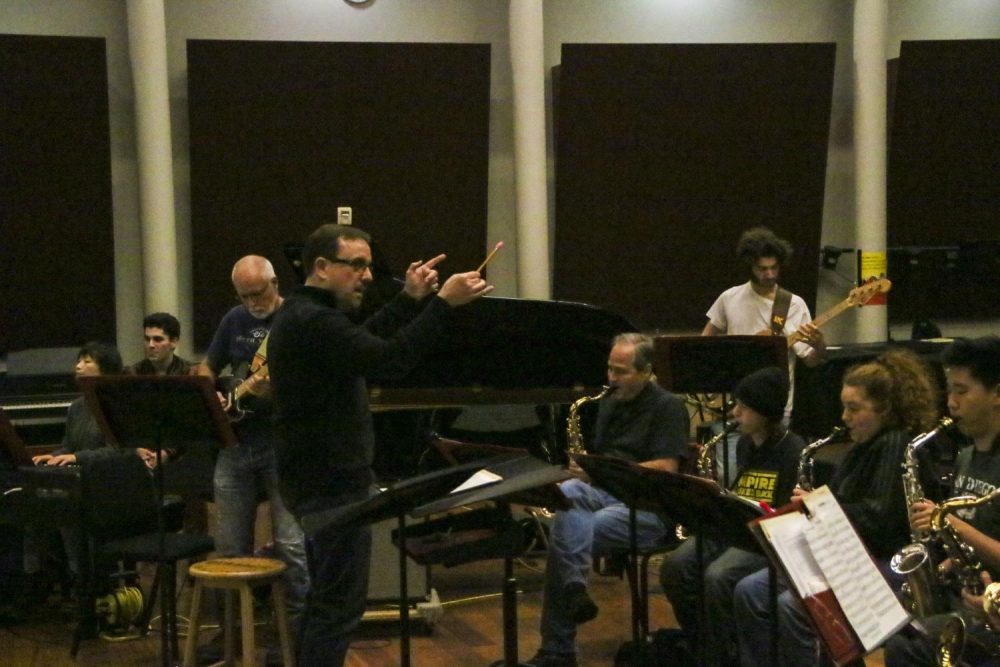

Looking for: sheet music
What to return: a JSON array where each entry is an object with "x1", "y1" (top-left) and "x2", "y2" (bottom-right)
[
  {"x1": 759, "y1": 511, "x2": 830, "y2": 597},
  {"x1": 450, "y1": 468, "x2": 503, "y2": 494},
  {"x1": 803, "y1": 486, "x2": 911, "y2": 651}
]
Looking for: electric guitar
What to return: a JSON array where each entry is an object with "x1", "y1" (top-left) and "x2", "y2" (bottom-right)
[
  {"x1": 765, "y1": 277, "x2": 892, "y2": 346},
  {"x1": 227, "y1": 334, "x2": 270, "y2": 422},
  {"x1": 227, "y1": 363, "x2": 268, "y2": 422}
]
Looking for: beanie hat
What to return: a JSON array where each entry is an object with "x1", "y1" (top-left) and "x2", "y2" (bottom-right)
[{"x1": 734, "y1": 366, "x2": 788, "y2": 421}]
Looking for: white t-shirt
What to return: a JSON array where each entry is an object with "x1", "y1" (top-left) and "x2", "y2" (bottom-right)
[{"x1": 705, "y1": 281, "x2": 814, "y2": 418}]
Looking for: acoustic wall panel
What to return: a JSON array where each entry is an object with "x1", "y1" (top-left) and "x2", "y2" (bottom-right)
[
  {"x1": 887, "y1": 39, "x2": 1000, "y2": 322},
  {"x1": 554, "y1": 43, "x2": 836, "y2": 331},
  {"x1": 187, "y1": 40, "x2": 491, "y2": 348},
  {"x1": 0, "y1": 34, "x2": 115, "y2": 354}
]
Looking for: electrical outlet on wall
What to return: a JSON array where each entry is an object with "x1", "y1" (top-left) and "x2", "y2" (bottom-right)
[{"x1": 337, "y1": 206, "x2": 352, "y2": 226}]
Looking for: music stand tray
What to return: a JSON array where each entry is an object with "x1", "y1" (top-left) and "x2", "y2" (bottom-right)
[
  {"x1": 315, "y1": 457, "x2": 514, "y2": 667},
  {"x1": 408, "y1": 454, "x2": 571, "y2": 667},
  {"x1": 78, "y1": 375, "x2": 235, "y2": 667}
]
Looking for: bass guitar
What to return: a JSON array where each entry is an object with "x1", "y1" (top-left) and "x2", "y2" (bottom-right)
[{"x1": 760, "y1": 277, "x2": 892, "y2": 346}]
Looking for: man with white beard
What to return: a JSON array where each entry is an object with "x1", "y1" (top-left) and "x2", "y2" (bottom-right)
[{"x1": 196, "y1": 255, "x2": 308, "y2": 665}]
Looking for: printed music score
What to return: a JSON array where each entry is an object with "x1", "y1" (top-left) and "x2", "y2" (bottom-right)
[{"x1": 751, "y1": 485, "x2": 910, "y2": 663}]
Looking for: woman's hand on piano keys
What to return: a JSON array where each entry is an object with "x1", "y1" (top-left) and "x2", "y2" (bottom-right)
[{"x1": 32, "y1": 453, "x2": 77, "y2": 466}]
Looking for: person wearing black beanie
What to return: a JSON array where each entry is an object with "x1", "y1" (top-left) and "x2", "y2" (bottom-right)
[
  {"x1": 660, "y1": 365, "x2": 804, "y2": 667},
  {"x1": 734, "y1": 366, "x2": 789, "y2": 424}
]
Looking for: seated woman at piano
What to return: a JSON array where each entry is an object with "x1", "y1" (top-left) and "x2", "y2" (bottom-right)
[
  {"x1": 731, "y1": 348, "x2": 941, "y2": 667},
  {"x1": 21, "y1": 341, "x2": 126, "y2": 595},
  {"x1": 31, "y1": 341, "x2": 123, "y2": 467},
  {"x1": 30, "y1": 341, "x2": 170, "y2": 469}
]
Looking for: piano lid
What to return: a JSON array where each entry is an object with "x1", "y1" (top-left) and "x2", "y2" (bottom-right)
[
  {"x1": 373, "y1": 295, "x2": 635, "y2": 392},
  {"x1": 282, "y1": 240, "x2": 637, "y2": 405}
]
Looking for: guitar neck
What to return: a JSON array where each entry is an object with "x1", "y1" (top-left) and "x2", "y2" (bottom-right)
[{"x1": 786, "y1": 298, "x2": 853, "y2": 345}]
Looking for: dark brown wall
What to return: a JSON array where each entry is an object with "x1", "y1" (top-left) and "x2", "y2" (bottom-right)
[
  {"x1": 0, "y1": 34, "x2": 115, "y2": 355},
  {"x1": 887, "y1": 39, "x2": 1000, "y2": 322},
  {"x1": 554, "y1": 43, "x2": 837, "y2": 331},
  {"x1": 187, "y1": 40, "x2": 492, "y2": 349}
]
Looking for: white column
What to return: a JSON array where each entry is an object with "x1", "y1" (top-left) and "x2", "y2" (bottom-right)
[
  {"x1": 509, "y1": 0, "x2": 551, "y2": 300},
  {"x1": 853, "y1": 0, "x2": 889, "y2": 343},
  {"x1": 126, "y1": 0, "x2": 179, "y2": 317}
]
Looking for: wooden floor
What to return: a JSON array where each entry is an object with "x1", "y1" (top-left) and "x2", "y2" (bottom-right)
[{"x1": 0, "y1": 551, "x2": 887, "y2": 666}]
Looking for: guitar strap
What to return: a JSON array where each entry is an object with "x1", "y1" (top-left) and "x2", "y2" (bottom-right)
[
  {"x1": 249, "y1": 332, "x2": 269, "y2": 376},
  {"x1": 770, "y1": 288, "x2": 792, "y2": 336}
]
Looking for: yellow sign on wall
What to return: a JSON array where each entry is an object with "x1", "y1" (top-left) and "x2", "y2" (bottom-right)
[{"x1": 859, "y1": 251, "x2": 888, "y2": 305}]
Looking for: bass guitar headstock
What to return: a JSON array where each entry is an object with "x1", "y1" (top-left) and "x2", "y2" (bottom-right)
[{"x1": 847, "y1": 277, "x2": 892, "y2": 307}]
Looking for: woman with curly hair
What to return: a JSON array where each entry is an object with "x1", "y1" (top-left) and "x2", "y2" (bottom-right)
[{"x1": 729, "y1": 348, "x2": 941, "y2": 667}]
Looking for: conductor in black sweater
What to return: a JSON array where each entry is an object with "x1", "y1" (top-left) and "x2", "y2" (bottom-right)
[{"x1": 268, "y1": 223, "x2": 491, "y2": 667}]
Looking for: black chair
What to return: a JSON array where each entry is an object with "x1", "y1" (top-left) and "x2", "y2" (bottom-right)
[
  {"x1": 77, "y1": 453, "x2": 214, "y2": 661},
  {"x1": 596, "y1": 536, "x2": 678, "y2": 642}
]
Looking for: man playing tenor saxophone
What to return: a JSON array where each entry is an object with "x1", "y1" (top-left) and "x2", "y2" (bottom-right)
[
  {"x1": 886, "y1": 336, "x2": 1000, "y2": 667},
  {"x1": 525, "y1": 333, "x2": 690, "y2": 667}
]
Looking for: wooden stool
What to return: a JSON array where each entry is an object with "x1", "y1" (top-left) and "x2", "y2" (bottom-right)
[{"x1": 183, "y1": 557, "x2": 295, "y2": 667}]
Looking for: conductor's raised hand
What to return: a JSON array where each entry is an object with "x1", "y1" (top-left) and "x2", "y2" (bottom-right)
[
  {"x1": 403, "y1": 254, "x2": 446, "y2": 300},
  {"x1": 437, "y1": 271, "x2": 493, "y2": 306}
]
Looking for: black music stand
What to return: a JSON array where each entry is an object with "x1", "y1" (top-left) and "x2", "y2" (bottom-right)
[
  {"x1": 313, "y1": 458, "x2": 508, "y2": 667},
  {"x1": 654, "y1": 335, "x2": 787, "y2": 484},
  {"x1": 0, "y1": 406, "x2": 33, "y2": 469},
  {"x1": 78, "y1": 375, "x2": 236, "y2": 667},
  {"x1": 574, "y1": 454, "x2": 764, "y2": 664},
  {"x1": 408, "y1": 454, "x2": 571, "y2": 667}
]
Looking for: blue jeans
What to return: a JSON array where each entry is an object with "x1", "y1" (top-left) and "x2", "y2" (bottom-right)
[
  {"x1": 213, "y1": 427, "x2": 309, "y2": 625},
  {"x1": 296, "y1": 488, "x2": 373, "y2": 667},
  {"x1": 660, "y1": 537, "x2": 767, "y2": 667},
  {"x1": 540, "y1": 478, "x2": 668, "y2": 655},
  {"x1": 733, "y1": 567, "x2": 815, "y2": 667}
]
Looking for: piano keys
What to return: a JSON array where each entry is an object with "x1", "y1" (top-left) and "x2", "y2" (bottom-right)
[{"x1": 0, "y1": 372, "x2": 78, "y2": 447}]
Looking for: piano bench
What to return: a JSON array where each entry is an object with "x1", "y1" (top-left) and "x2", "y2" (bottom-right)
[{"x1": 182, "y1": 557, "x2": 295, "y2": 667}]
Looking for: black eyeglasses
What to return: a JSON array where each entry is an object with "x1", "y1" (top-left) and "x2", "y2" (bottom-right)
[{"x1": 328, "y1": 257, "x2": 373, "y2": 273}]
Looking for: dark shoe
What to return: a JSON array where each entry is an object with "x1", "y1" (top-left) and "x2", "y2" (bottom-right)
[
  {"x1": 524, "y1": 649, "x2": 579, "y2": 667},
  {"x1": 564, "y1": 582, "x2": 598, "y2": 624},
  {"x1": 196, "y1": 630, "x2": 240, "y2": 665}
]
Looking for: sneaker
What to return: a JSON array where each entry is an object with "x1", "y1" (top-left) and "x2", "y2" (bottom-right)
[
  {"x1": 524, "y1": 649, "x2": 579, "y2": 667},
  {"x1": 564, "y1": 582, "x2": 598, "y2": 624}
]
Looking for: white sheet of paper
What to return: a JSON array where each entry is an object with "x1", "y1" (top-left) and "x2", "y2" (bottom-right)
[
  {"x1": 760, "y1": 511, "x2": 830, "y2": 597},
  {"x1": 449, "y1": 468, "x2": 503, "y2": 494},
  {"x1": 803, "y1": 486, "x2": 911, "y2": 651}
]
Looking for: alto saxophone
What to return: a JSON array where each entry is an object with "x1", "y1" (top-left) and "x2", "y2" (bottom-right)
[
  {"x1": 566, "y1": 386, "x2": 613, "y2": 455},
  {"x1": 936, "y1": 615, "x2": 966, "y2": 667},
  {"x1": 891, "y1": 417, "x2": 956, "y2": 618},
  {"x1": 796, "y1": 426, "x2": 846, "y2": 491},
  {"x1": 674, "y1": 421, "x2": 738, "y2": 542},
  {"x1": 696, "y1": 421, "x2": 738, "y2": 480},
  {"x1": 931, "y1": 488, "x2": 1000, "y2": 595}
]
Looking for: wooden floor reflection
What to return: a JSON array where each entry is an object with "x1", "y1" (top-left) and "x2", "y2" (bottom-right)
[{"x1": 1, "y1": 549, "x2": 889, "y2": 666}]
